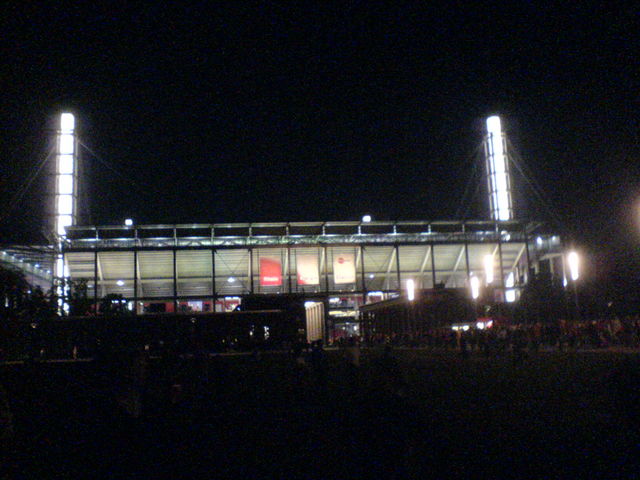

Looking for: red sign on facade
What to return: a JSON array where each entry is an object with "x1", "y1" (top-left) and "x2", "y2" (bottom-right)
[{"x1": 260, "y1": 257, "x2": 282, "y2": 286}]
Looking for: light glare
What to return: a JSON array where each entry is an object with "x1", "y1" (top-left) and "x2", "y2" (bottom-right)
[
  {"x1": 406, "y1": 279, "x2": 415, "y2": 301},
  {"x1": 60, "y1": 113, "x2": 75, "y2": 132},
  {"x1": 58, "y1": 155, "x2": 74, "y2": 174},
  {"x1": 505, "y1": 271, "x2": 516, "y2": 302},
  {"x1": 484, "y1": 254, "x2": 494, "y2": 284},
  {"x1": 568, "y1": 251, "x2": 579, "y2": 281},
  {"x1": 59, "y1": 134, "x2": 74, "y2": 154},
  {"x1": 470, "y1": 276, "x2": 480, "y2": 299},
  {"x1": 57, "y1": 175, "x2": 73, "y2": 194},
  {"x1": 56, "y1": 215, "x2": 72, "y2": 236},
  {"x1": 57, "y1": 195, "x2": 73, "y2": 215}
]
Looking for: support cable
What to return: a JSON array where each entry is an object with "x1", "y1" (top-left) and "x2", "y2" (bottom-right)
[
  {"x1": 507, "y1": 139, "x2": 566, "y2": 231},
  {"x1": 79, "y1": 141, "x2": 167, "y2": 200},
  {"x1": 460, "y1": 173, "x2": 484, "y2": 221},
  {"x1": 0, "y1": 148, "x2": 54, "y2": 224},
  {"x1": 453, "y1": 141, "x2": 484, "y2": 219}
]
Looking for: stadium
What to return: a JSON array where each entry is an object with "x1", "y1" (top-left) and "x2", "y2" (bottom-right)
[{"x1": 3, "y1": 113, "x2": 566, "y2": 341}]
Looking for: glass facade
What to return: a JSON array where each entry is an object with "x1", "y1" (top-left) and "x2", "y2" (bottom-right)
[{"x1": 62, "y1": 220, "x2": 562, "y2": 313}]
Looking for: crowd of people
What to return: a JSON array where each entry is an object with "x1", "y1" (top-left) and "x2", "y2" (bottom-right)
[{"x1": 363, "y1": 315, "x2": 640, "y2": 353}]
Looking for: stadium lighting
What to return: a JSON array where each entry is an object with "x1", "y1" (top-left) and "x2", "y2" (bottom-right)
[
  {"x1": 60, "y1": 113, "x2": 75, "y2": 132},
  {"x1": 53, "y1": 112, "x2": 78, "y2": 314},
  {"x1": 125, "y1": 218, "x2": 134, "y2": 226},
  {"x1": 485, "y1": 115, "x2": 513, "y2": 221},
  {"x1": 568, "y1": 251, "x2": 579, "y2": 281},
  {"x1": 55, "y1": 112, "x2": 77, "y2": 239},
  {"x1": 362, "y1": 215, "x2": 372, "y2": 223},
  {"x1": 406, "y1": 279, "x2": 415, "y2": 301},
  {"x1": 470, "y1": 275, "x2": 480, "y2": 300},
  {"x1": 484, "y1": 254, "x2": 494, "y2": 284}
]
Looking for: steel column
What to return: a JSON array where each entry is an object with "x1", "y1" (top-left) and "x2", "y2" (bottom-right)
[
  {"x1": 249, "y1": 249, "x2": 254, "y2": 293},
  {"x1": 360, "y1": 245, "x2": 367, "y2": 296},
  {"x1": 324, "y1": 246, "x2": 329, "y2": 293},
  {"x1": 93, "y1": 249, "x2": 98, "y2": 315},
  {"x1": 523, "y1": 227, "x2": 532, "y2": 283},
  {"x1": 211, "y1": 248, "x2": 216, "y2": 299},
  {"x1": 430, "y1": 242, "x2": 437, "y2": 287},
  {"x1": 395, "y1": 244, "x2": 401, "y2": 291},
  {"x1": 172, "y1": 248, "x2": 177, "y2": 313},
  {"x1": 498, "y1": 237, "x2": 505, "y2": 289},
  {"x1": 133, "y1": 249, "x2": 138, "y2": 314},
  {"x1": 287, "y1": 246, "x2": 292, "y2": 293}
]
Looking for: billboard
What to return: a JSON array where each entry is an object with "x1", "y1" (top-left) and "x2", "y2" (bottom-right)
[
  {"x1": 333, "y1": 252, "x2": 356, "y2": 284},
  {"x1": 260, "y1": 257, "x2": 282, "y2": 286},
  {"x1": 297, "y1": 254, "x2": 319, "y2": 285}
]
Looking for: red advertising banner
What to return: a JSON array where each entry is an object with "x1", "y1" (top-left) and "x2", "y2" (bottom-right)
[{"x1": 260, "y1": 257, "x2": 282, "y2": 286}]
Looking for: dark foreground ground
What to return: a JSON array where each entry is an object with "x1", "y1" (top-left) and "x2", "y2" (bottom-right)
[{"x1": 2, "y1": 349, "x2": 640, "y2": 479}]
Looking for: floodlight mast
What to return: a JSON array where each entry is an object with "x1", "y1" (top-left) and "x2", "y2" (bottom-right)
[
  {"x1": 484, "y1": 115, "x2": 514, "y2": 221},
  {"x1": 53, "y1": 113, "x2": 78, "y2": 311},
  {"x1": 54, "y1": 113, "x2": 78, "y2": 239}
]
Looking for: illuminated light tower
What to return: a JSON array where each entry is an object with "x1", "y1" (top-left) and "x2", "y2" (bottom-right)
[
  {"x1": 53, "y1": 113, "x2": 78, "y2": 310},
  {"x1": 484, "y1": 115, "x2": 514, "y2": 221},
  {"x1": 55, "y1": 113, "x2": 78, "y2": 238}
]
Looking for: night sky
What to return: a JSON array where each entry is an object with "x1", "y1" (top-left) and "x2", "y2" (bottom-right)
[{"x1": 1, "y1": 3, "x2": 639, "y2": 298}]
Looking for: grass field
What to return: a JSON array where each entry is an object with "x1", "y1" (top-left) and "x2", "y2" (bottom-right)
[{"x1": 1, "y1": 349, "x2": 639, "y2": 478}]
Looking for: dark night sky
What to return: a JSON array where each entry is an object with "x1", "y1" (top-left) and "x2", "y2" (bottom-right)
[{"x1": 1, "y1": 3, "x2": 639, "y2": 294}]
